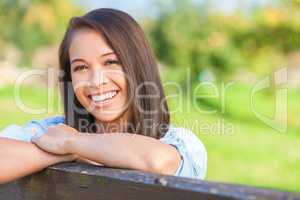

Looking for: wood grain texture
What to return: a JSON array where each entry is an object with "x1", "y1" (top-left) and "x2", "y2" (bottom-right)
[{"x1": 1, "y1": 162, "x2": 299, "y2": 200}]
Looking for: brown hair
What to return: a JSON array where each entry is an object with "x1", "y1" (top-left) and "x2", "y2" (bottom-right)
[{"x1": 59, "y1": 8, "x2": 169, "y2": 139}]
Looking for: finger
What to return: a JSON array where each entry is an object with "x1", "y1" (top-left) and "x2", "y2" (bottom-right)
[
  {"x1": 31, "y1": 134, "x2": 44, "y2": 145},
  {"x1": 55, "y1": 124, "x2": 64, "y2": 128},
  {"x1": 31, "y1": 137, "x2": 41, "y2": 145},
  {"x1": 55, "y1": 124, "x2": 71, "y2": 131},
  {"x1": 31, "y1": 135, "x2": 39, "y2": 143}
]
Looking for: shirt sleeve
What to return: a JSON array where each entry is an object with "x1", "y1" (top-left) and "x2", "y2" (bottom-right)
[
  {"x1": 160, "y1": 127, "x2": 207, "y2": 179},
  {"x1": 0, "y1": 116, "x2": 65, "y2": 142}
]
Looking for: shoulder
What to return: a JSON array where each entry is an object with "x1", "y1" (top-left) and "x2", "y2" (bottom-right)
[
  {"x1": 0, "y1": 116, "x2": 65, "y2": 142},
  {"x1": 160, "y1": 126, "x2": 207, "y2": 179},
  {"x1": 160, "y1": 126, "x2": 206, "y2": 154}
]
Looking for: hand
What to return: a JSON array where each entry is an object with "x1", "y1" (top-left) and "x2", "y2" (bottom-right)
[
  {"x1": 31, "y1": 124, "x2": 79, "y2": 155},
  {"x1": 60, "y1": 154, "x2": 79, "y2": 162}
]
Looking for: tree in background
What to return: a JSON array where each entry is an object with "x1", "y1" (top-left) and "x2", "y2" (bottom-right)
[
  {"x1": 0, "y1": 0, "x2": 83, "y2": 66},
  {"x1": 147, "y1": 0, "x2": 300, "y2": 85}
]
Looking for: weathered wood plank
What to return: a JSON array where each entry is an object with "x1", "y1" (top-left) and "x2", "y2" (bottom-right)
[{"x1": 0, "y1": 162, "x2": 299, "y2": 200}]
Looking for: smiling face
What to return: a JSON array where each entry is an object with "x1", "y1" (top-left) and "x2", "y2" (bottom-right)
[
  {"x1": 69, "y1": 28, "x2": 130, "y2": 125},
  {"x1": 59, "y1": 9, "x2": 170, "y2": 137}
]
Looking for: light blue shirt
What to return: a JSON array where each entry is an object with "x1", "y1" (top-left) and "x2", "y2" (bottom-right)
[{"x1": 0, "y1": 116, "x2": 207, "y2": 179}]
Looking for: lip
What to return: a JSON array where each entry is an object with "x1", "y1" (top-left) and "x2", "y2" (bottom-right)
[{"x1": 88, "y1": 90, "x2": 119, "y2": 109}]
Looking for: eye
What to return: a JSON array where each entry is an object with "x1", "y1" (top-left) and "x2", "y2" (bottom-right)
[
  {"x1": 73, "y1": 64, "x2": 88, "y2": 72},
  {"x1": 105, "y1": 59, "x2": 120, "y2": 66}
]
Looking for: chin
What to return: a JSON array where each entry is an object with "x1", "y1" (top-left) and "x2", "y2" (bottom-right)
[{"x1": 92, "y1": 112, "x2": 123, "y2": 123}]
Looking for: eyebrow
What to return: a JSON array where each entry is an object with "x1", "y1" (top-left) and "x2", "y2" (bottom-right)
[
  {"x1": 70, "y1": 51, "x2": 115, "y2": 65},
  {"x1": 70, "y1": 58, "x2": 86, "y2": 65},
  {"x1": 101, "y1": 51, "x2": 115, "y2": 57}
]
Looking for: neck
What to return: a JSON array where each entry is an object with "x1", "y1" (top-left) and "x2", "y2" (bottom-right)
[{"x1": 95, "y1": 109, "x2": 132, "y2": 134}]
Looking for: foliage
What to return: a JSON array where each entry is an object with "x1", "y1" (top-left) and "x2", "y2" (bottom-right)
[
  {"x1": 147, "y1": 0, "x2": 300, "y2": 83},
  {"x1": 0, "y1": 0, "x2": 83, "y2": 66}
]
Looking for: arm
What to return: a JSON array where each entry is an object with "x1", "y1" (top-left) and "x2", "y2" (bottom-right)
[
  {"x1": 160, "y1": 127, "x2": 208, "y2": 179},
  {"x1": 76, "y1": 156, "x2": 103, "y2": 166},
  {"x1": 31, "y1": 125, "x2": 181, "y2": 176},
  {"x1": 64, "y1": 132, "x2": 181, "y2": 175},
  {"x1": 0, "y1": 138, "x2": 76, "y2": 184}
]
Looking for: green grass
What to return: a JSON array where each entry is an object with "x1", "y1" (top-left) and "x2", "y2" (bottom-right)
[
  {"x1": 0, "y1": 83, "x2": 299, "y2": 192},
  {"x1": 168, "y1": 83, "x2": 300, "y2": 192},
  {"x1": 0, "y1": 84, "x2": 63, "y2": 128}
]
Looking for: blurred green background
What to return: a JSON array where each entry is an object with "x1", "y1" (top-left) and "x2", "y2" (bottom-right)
[{"x1": 0, "y1": 0, "x2": 299, "y2": 192}]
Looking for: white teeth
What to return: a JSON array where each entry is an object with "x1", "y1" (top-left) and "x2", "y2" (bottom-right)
[{"x1": 91, "y1": 91, "x2": 117, "y2": 102}]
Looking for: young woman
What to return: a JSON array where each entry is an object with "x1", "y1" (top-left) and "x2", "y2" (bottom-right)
[{"x1": 0, "y1": 8, "x2": 207, "y2": 184}]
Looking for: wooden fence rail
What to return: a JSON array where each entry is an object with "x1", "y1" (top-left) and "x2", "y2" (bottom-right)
[{"x1": 0, "y1": 162, "x2": 299, "y2": 200}]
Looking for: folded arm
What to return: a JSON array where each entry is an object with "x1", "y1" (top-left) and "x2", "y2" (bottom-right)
[
  {"x1": 0, "y1": 138, "x2": 75, "y2": 184},
  {"x1": 31, "y1": 125, "x2": 181, "y2": 176},
  {"x1": 64, "y1": 132, "x2": 181, "y2": 175}
]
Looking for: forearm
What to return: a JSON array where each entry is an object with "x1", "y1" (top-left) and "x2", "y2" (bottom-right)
[
  {"x1": 66, "y1": 133, "x2": 180, "y2": 175},
  {"x1": 0, "y1": 138, "x2": 73, "y2": 184},
  {"x1": 76, "y1": 156, "x2": 103, "y2": 166}
]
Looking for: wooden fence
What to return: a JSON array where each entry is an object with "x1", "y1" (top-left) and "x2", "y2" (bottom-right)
[{"x1": 1, "y1": 162, "x2": 299, "y2": 200}]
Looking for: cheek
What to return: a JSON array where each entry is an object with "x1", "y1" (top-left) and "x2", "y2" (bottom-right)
[
  {"x1": 71, "y1": 72, "x2": 87, "y2": 87},
  {"x1": 71, "y1": 77, "x2": 88, "y2": 105},
  {"x1": 121, "y1": 79, "x2": 128, "y2": 95},
  {"x1": 71, "y1": 73, "x2": 89, "y2": 95},
  {"x1": 117, "y1": 75, "x2": 128, "y2": 98},
  {"x1": 73, "y1": 84, "x2": 86, "y2": 102},
  {"x1": 119, "y1": 71, "x2": 128, "y2": 89},
  {"x1": 108, "y1": 71, "x2": 128, "y2": 95}
]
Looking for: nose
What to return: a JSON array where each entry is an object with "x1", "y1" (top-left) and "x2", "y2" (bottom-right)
[{"x1": 90, "y1": 67, "x2": 109, "y2": 88}]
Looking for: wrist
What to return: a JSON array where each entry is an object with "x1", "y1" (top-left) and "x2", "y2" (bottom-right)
[
  {"x1": 54, "y1": 153, "x2": 78, "y2": 163},
  {"x1": 64, "y1": 133, "x2": 78, "y2": 154},
  {"x1": 64, "y1": 132, "x2": 85, "y2": 154}
]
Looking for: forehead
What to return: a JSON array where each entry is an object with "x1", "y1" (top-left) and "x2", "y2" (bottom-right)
[{"x1": 69, "y1": 28, "x2": 114, "y2": 59}]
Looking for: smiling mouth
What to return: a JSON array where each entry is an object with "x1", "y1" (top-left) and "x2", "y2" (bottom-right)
[{"x1": 88, "y1": 90, "x2": 119, "y2": 108}]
